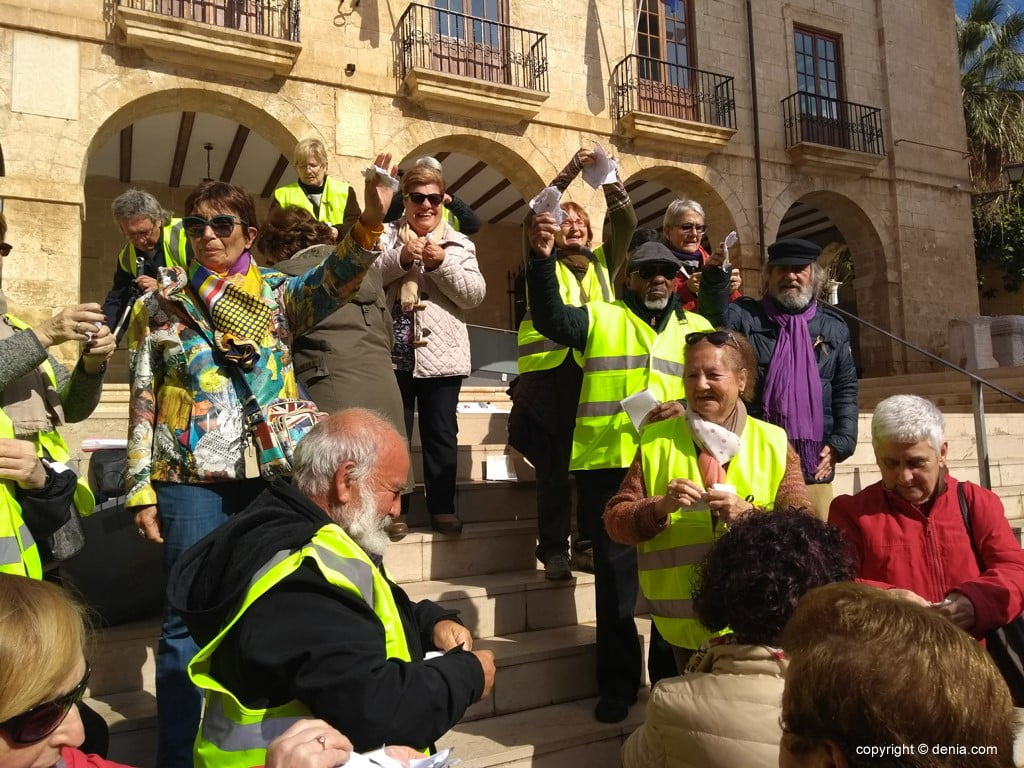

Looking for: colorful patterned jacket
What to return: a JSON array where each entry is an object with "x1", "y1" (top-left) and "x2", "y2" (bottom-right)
[{"x1": 126, "y1": 236, "x2": 378, "y2": 507}]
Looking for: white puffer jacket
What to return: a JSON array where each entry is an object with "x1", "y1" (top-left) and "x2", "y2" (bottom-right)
[{"x1": 379, "y1": 221, "x2": 485, "y2": 378}]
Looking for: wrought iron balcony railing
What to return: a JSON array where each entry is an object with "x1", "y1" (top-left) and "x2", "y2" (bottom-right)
[
  {"x1": 397, "y1": 3, "x2": 548, "y2": 92},
  {"x1": 612, "y1": 56, "x2": 736, "y2": 129},
  {"x1": 782, "y1": 91, "x2": 884, "y2": 155},
  {"x1": 117, "y1": 0, "x2": 300, "y2": 42}
]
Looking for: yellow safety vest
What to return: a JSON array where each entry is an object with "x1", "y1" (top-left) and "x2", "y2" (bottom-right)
[
  {"x1": 570, "y1": 302, "x2": 713, "y2": 471},
  {"x1": 517, "y1": 246, "x2": 613, "y2": 374},
  {"x1": 117, "y1": 219, "x2": 189, "y2": 274},
  {"x1": 190, "y1": 524, "x2": 414, "y2": 768},
  {"x1": 272, "y1": 177, "x2": 352, "y2": 224},
  {"x1": 637, "y1": 415, "x2": 788, "y2": 649},
  {"x1": 0, "y1": 316, "x2": 96, "y2": 578}
]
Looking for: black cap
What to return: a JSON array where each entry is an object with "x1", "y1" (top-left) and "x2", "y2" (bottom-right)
[
  {"x1": 629, "y1": 241, "x2": 680, "y2": 271},
  {"x1": 766, "y1": 238, "x2": 821, "y2": 266}
]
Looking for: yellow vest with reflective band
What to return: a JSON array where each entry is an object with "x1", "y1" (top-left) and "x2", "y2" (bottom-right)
[
  {"x1": 517, "y1": 246, "x2": 613, "y2": 374},
  {"x1": 0, "y1": 409, "x2": 40, "y2": 579},
  {"x1": 117, "y1": 219, "x2": 189, "y2": 274},
  {"x1": 637, "y1": 415, "x2": 788, "y2": 649},
  {"x1": 190, "y1": 524, "x2": 415, "y2": 768},
  {"x1": 441, "y1": 206, "x2": 461, "y2": 232},
  {"x1": 570, "y1": 302, "x2": 713, "y2": 471},
  {"x1": 272, "y1": 177, "x2": 351, "y2": 225}
]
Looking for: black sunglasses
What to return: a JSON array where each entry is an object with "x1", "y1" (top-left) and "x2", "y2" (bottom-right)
[
  {"x1": 686, "y1": 330, "x2": 739, "y2": 349},
  {"x1": 182, "y1": 215, "x2": 243, "y2": 239},
  {"x1": 404, "y1": 192, "x2": 444, "y2": 206},
  {"x1": 0, "y1": 664, "x2": 91, "y2": 744},
  {"x1": 0, "y1": 243, "x2": 11, "y2": 257},
  {"x1": 634, "y1": 264, "x2": 679, "y2": 281}
]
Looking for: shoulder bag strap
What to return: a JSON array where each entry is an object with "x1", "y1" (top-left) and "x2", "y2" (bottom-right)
[{"x1": 957, "y1": 480, "x2": 987, "y2": 574}]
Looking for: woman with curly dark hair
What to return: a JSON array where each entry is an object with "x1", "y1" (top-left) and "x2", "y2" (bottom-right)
[{"x1": 621, "y1": 509, "x2": 854, "y2": 768}]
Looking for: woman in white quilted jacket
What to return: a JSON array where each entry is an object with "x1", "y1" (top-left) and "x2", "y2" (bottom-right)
[{"x1": 379, "y1": 164, "x2": 485, "y2": 534}]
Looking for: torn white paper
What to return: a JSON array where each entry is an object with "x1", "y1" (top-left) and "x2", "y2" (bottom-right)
[
  {"x1": 529, "y1": 186, "x2": 566, "y2": 224},
  {"x1": 362, "y1": 165, "x2": 400, "y2": 192},
  {"x1": 620, "y1": 389, "x2": 660, "y2": 433},
  {"x1": 582, "y1": 142, "x2": 618, "y2": 189}
]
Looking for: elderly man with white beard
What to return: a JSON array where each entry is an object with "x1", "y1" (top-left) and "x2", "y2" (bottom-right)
[
  {"x1": 697, "y1": 238, "x2": 858, "y2": 520},
  {"x1": 167, "y1": 408, "x2": 495, "y2": 766},
  {"x1": 526, "y1": 218, "x2": 713, "y2": 725}
]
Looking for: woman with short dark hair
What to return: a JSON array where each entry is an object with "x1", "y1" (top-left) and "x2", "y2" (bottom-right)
[{"x1": 621, "y1": 509, "x2": 854, "y2": 768}]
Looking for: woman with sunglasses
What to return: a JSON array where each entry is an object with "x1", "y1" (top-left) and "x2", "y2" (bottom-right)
[
  {"x1": 379, "y1": 164, "x2": 484, "y2": 535},
  {"x1": 126, "y1": 156, "x2": 396, "y2": 768},
  {"x1": 605, "y1": 329, "x2": 810, "y2": 672}
]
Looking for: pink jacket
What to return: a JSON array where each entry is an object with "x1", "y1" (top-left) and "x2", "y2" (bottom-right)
[{"x1": 829, "y1": 477, "x2": 1024, "y2": 636}]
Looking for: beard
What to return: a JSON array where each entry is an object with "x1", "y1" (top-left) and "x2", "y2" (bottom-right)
[
  {"x1": 334, "y1": 483, "x2": 390, "y2": 556},
  {"x1": 644, "y1": 295, "x2": 669, "y2": 310},
  {"x1": 771, "y1": 282, "x2": 814, "y2": 311}
]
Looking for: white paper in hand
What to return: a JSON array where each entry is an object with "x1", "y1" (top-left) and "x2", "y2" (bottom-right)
[
  {"x1": 362, "y1": 165, "x2": 400, "y2": 192},
  {"x1": 582, "y1": 143, "x2": 618, "y2": 189},
  {"x1": 620, "y1": 389, "x2": 660, "y2": 434},
  {"x1": 722, "y1": 230, "x2": 738, "y2": 269},
  {"x1": 529, "y1": 186, "x2": 566, "y2": 225}
]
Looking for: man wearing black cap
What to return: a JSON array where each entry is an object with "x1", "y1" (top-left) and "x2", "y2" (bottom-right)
[
  {"x1": 526, "y1": 213, "x2": 713, "y2": 724},
  {"x1": 698, "y1": 237, "x2": 857, "y2": 518}
]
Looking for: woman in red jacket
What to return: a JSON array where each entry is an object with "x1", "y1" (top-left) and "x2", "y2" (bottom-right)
[{"x1": 829, "y1": 394, "x2": 1024, "y2": 637}]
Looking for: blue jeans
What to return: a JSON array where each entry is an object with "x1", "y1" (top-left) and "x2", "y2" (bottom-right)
[{"x1": 154, "y1": 479, "x2": 266, "y2": 768}]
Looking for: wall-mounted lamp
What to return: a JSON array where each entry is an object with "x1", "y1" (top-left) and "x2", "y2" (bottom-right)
[
  {"x1": 344, "y1": 63, "x2": 356, "y2": 76},
  {"x1": 971, "y1": 161, "x2": 1024, "y2": 206}
]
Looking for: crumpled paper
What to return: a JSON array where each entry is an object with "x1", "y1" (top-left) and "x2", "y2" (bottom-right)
[
  {"x1": 362, "y1": 164, "x2": 400, "y2": 192},
  {"x1": 529, "y1": 186, "x2": 566, "y2": 224},
  {"x1": 582, "y1": 142, "x2": 618, "y2": 189}
]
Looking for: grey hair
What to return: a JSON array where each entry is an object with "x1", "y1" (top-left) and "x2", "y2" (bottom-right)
[
  {"x1": 760, "y1": 262, "x2": 827, "y2": 301},
  {"x1": 292, "y1": 409, "x2": 394, "y2": 499},
  {"x1": 414, "y1": 156, "x2": 443, "y2": 172},
  {"x1": 111, "y1": 189, "x2": 167, "y2": 224},
  {"x1": 871, "y1": 395, "x2": 945, "y2": 452},
  {"x1": 662, "y1": 199, "x2": 706, "y2": 230}
]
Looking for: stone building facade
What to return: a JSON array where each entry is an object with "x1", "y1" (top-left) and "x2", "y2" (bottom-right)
[{"x1": 0, "y1": 0, "x2": 974, "y2": 379}]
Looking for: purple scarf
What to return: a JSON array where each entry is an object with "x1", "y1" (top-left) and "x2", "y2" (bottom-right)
[{"x1": 760, "y1": 298, "x2": 824, "y2": 478}]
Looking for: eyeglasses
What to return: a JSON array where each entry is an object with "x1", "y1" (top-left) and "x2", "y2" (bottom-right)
[
  {"x1": 182, "y1": 215, "x2": 243, "y2": 239},
  {"x1": 686, "y1": 330, "x2": 739, "y2": 349},
  {"x1": 672, "y1": 223, "x2": 707, "y2": 234},
  {"x1": 0, "y1": 243, "x2": 12, "y2": 257},
  {"x1": 0, "y1": 664, "x2": 91, "y2": 744},
  {"x1": 121, "y1": 221, "x2": 160, "y2": 244},
  {"x1": 404, "y1": 192, "x2": 444, "y2": 206},
  {"x1": 559, "y1": 218, "x2": 588, "y2": 230},
  {"x1": 296, "y1": 162, "x2": 323, "y2": 170},
  {"x1": 634, "y1": 264, "x2": 679, "y2": 281}
]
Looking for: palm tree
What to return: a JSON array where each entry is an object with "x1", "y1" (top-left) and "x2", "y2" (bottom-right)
[{"x1": 958, "y1": 0, "x2": 1024, "y2": 191}]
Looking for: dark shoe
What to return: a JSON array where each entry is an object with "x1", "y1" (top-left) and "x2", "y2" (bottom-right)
[
  {"x1": 430, "y1": 513, "x2": 463, "y2": 535},
  {"x1": 542, "y1": 553, "x2": 572, "y2": 580},
  {"x1": 594, "y1": 696, "x2": 632, "y2": 723},
  {"x1": 572, "y1": 544, "x2": 594, "y2": 574},
  {"x1": 386, "y1": 515, "x2": 409, "y2": 542}
]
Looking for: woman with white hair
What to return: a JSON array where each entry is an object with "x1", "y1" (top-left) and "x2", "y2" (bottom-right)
[{"x1": 829, "y1": 394, "x2": 1024, "y2": 642}]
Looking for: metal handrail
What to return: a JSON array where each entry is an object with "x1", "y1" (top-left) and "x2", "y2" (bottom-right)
[
  {"x1": 116, "y1": 0, "x2": 300, "y2": 41},
  {"x1": 611, "y1": 55, "x2": 736, "y2": 128},
  {"x1": 781, "y1": 90, "x2": 884, "y2": 155},
  {"x1": 827, "y1": 301, "x2": 1024, "y2": 490},
  {"x1": 396, "y1": 3, "x2": 548, "y2": 92}
]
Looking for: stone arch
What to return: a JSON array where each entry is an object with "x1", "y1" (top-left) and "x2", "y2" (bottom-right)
[{"x1": 768, "y1": 183, "x2": 894, "y2": 376}]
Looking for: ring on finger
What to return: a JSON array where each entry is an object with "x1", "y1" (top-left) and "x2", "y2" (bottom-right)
[{"x1": 316, "y1": 735, "x2": 327, "y2": 751}]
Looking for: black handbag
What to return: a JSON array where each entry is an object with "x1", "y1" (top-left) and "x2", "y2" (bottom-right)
[{"x1": 957, "y1": 481, "x2": 1024, "y2": 706}]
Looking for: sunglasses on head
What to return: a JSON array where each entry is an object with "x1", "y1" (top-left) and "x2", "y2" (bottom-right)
[
  {"x1": 0, "y1": 664, "x2": 90, "y2": 744},
  {"x1": 686, "y1": 330, "x2": 739, "y2": 349},
  {"x1": 634, "y1": 264, "x2": 679, "y2": 281},
  {"x1": 404, "y1": 192, "x2": 444, "y2": 206},
  {"x1": 182, "y1": 215, "x2": 243, "y2": 239},
  {"x1": 0, "y1": 243, "x2": 12, "y2": 257}
]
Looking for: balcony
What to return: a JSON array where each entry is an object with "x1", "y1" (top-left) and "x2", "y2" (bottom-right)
[
  {"x1": 612, "y1": 56, "x2": 737, "y2": 155},
  {"x1": 115, "y1": 0, "x2": 302, "y2": 80},
  {"x1": 397, "y1": 3, "x2": 549, "y2": 124},
  {"x1": 782, "y1": 91, "x2": 885, "y2": 176}
]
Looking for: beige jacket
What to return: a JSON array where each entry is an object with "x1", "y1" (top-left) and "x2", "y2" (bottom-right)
[
  {"x1": 622, "y1": 643, "x2": 788, "y2": 768},
  {"x1": 379, "y1": 221, "x2": 485, "y2": 378}
]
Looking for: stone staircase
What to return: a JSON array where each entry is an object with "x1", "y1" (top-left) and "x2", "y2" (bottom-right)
[{"x1": 69, "y1": 371, "x2": 1024, "y2": 767}]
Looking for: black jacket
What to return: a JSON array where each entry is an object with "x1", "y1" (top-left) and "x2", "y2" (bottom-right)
[
  {"x1": 167, "y1": 480, "x2": 484, "y2": 751},
  {"x1": 699, "y1": 266, "x2": 858, "y2": 483}
]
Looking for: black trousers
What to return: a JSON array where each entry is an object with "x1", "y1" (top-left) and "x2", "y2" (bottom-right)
[
  {"x1": 576, "y1": 466, "x2": 641, "y2": 702},
  {"x1": 396, "y1": 371, "x2": 462, "y2": 517}
]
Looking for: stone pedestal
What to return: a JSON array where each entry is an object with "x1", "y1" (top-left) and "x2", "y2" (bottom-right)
[{"x1": 948, "y1": 317, "x2": 998, "y2": 369}]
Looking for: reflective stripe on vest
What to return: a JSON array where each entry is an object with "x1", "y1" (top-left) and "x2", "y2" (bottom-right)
[
  {"x1": 569, "y1": 302, "x2": 713, "y2": 471},
  {"x1": 637, "y1": 415, "x2": 788, "y2": 649},
  {"x1": 117, "y1": 219, "x2": 189, "y2": 273},
  {"x1": 0, "y1": 408, "x2": 40, "y2": 579},
  {"x1": 191, "y1": 524, "x2": 414, "y2": 768},
  {"x1": 516, "y1": 246, "x2": 612, "y2": 373},
  {"x1": 272, "y1": 177, "x2": 351, "y2": 225}
]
